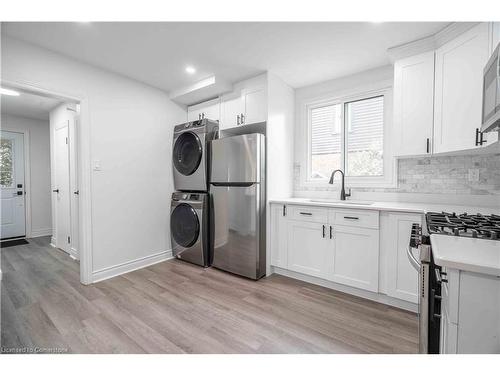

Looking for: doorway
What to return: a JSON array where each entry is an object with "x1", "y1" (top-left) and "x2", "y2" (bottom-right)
[
  {"x1": 0, "y1": 130, "x2": 26, "y2": 239},
  {"x1": 1, "y1": 87, "x2": 80, "y2": 260}
]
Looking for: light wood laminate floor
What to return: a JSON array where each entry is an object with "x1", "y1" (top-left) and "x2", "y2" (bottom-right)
[{"x1": 1, "y1": 236, "x2": 418, "y2": 353}]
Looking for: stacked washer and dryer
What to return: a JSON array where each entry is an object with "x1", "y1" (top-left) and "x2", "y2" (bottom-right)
[
  {"x1": 170, "y1": 119, "x2": 218, "y2": 267},
  {"x1": 170, "y1": 117, "x2": 267, "y2": 280}
]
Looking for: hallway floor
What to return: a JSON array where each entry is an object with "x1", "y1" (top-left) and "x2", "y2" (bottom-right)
[{"x1": 1, "y1": 236, "x2": 418, "y2": 353}]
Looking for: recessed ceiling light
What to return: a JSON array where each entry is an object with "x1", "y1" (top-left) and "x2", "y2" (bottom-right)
[
  {"x1": 0, "y1": 88, "x2": 20, "y2": 96},
  {"x1": 185, "y1": 66, "x2": 196, "y2": 74}
]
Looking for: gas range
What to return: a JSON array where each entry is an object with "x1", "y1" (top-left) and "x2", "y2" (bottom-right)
[
  {"x1": 408, "y1": 210, "x2": 500, "y2": 354},
  {"x1": 425, "y1": 212, "x2": 500, "y2": 241}
]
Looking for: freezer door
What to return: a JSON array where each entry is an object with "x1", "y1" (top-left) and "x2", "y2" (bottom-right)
[
  {"x1": 211, "y1": 184, "x2": 265, "y2": 279},
  {"x1": 210, "y1": 133, "x2": 264, "y2": 183}
]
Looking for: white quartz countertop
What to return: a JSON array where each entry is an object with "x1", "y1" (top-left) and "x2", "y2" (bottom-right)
[
  {"x1": 430, "y1": 235, "x2": 500, "y2": 276},
  {"x1": 269, "y1": 197, "x2": 498, "y2": 215}
]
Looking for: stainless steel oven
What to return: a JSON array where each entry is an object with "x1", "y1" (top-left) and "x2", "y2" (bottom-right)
[{"x1": 407, "y1": 222, "x2": 442, "y2": 354}]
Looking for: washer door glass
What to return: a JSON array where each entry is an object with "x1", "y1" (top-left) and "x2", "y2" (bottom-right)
[
  {"x1": 171, "y1": 203, "x2": 200, "y2": 248},
  {"x1": 173, "y1": 132, "x2": 202, "y2": 176}
]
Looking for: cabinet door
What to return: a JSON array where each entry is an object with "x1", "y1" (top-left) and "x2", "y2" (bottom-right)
[
  {"x1": 385, "y1": 213, "x2": 421, "y2": 303},
  {"x1": 393, "y1": 51, "x2": 435, "y2": 156},
  {"x1": 220, "y1": 93, "x2": 245, "y2": 130},
  {"x1": 187, "y1": 108, "x2": 201, "y2": 122},
  {"x1": 330, "y1": 225, "x2": 379, "y2": 292},
  {"x1": 243, "y1": 88, "x2": 267, "y2": 125},
  {"x1": 287, "y1": 220, "x2": 330, "y2": 278},
  {"x1": 187, "y1": 99, "x2": 221, "y2": 122},
  {"x1": 434, "y1": 23, "x2": 491, "y2": 153},
  {"x1": 201, "y1": 101, "x2": 220, "y2": 122},
  {"x1": 270, "y1": 204, "x2": 287, "y2": 268}
]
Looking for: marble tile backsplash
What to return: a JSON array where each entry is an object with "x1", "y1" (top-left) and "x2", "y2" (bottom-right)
[{"x1": 294, "y1": 153, "x2": 500, "y2": 195}]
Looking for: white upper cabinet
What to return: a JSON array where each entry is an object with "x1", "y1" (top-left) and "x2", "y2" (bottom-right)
[
  {"x1": 220, "y1": 84, "x2": 267, "y2": 129},
  {"x1": 393, "y1": 51, "x2": 435, "y2": 156},
  {"x1": 243, "y1": 88, "x2": 267, "y2": 125},
  {"x1": 187, "y1": 98, "x2": 221, "y2": 122},
  {"x1": 220, "y1": 92, "x2": 245, "y2": 129},
  {"x1": 433, "y1": 23, "x2": 491, "y2": 153}
]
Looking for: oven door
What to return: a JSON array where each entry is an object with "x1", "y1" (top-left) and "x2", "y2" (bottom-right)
[{"x1": 407, "y1": 243, "x2": 429, "y2": 354}]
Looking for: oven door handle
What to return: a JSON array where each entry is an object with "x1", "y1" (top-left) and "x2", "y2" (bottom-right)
[{"x1": 406, "y1": 245, "x2": 421, "y2": 272}]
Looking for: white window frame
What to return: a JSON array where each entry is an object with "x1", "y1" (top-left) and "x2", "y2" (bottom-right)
[{"x1": 298, "y1": 86, "x2": 396, "y2": 189}]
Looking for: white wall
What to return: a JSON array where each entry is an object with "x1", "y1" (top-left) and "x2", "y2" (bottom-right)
[
  {"x1": 0, "y1": 114, "x2": 52, "y2": 237},
  {"x1": 1, "y1": 36, "x2": 186, "y2": 280}
]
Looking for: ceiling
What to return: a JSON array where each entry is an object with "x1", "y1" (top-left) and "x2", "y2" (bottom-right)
[
  {"x1": 1, "y1": 22, "x2": 449, "y2": 92},
  {"x1": 1, "y1": 90, "x2": 62, "y2": 120}
]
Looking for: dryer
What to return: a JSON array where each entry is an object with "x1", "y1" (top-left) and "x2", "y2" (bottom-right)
[
  {"x1": 172, "y1": 119, "x2": 218, "y2": 192},
  {"x1": 170, "y1": 191, "x2": 212, "y2": 267}
]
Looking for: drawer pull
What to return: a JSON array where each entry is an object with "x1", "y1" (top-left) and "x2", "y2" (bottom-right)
[
  {"x1": 343, "y1": 216, "x2": 359, "y2": 220},
  {"x1": 299, "y1": 212, "x2": 312, "y2": 216}
]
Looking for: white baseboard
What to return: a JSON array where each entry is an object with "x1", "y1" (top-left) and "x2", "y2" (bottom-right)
[
  {"x1": 92, "y1": 249, "x2": 173, "y2": 283},
  {"x1": 69, "y1": 247, "x2": 79, "y2": 261},
  {"x1": 29, "y1": 228, "x2": 52, "y2": 238},
  {"x1": 271, "y1": 266, "x2": 418, "y2": 313}
]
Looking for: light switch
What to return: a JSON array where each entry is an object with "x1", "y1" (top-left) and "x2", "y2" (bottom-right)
[{"x1": 93, "y1": 160, "x2": 102, "y2": 171}]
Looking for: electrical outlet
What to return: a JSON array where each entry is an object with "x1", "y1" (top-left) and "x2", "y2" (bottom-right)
[{"x1": 468, "y1": 169, "x2": 479, "y2": 182}]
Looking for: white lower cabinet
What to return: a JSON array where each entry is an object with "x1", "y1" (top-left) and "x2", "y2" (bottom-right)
[
  {"x1": 270, "y1": 204, "x2": 287, "y2": 268},
  {"x1": 287, "y1": 220, "x2": 330, "y2": 279},
  {"x1": 330, "y1": 225, "x2": 379, "y2": 292},
  {"x1": 270, "y1": 203, "x2": 427, "y2": 309},
  {"x1": 383, "y1": 212, "x2": 421, "y2": 303},
  {"x1": 270, "y1": 203, "x2": 381, "y2": 293}
]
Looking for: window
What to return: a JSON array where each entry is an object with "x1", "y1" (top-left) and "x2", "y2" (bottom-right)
[
  {"x1": 309, "y1": 95, "x2": 385, "y2": 182},
  {"x1": 0, "y1": 138, "x2": 14, "y2": 188}
]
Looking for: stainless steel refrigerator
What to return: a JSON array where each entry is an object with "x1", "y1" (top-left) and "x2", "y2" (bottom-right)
[{"x1": 210, "y1": 133, "x2": 266, "y2": 280}]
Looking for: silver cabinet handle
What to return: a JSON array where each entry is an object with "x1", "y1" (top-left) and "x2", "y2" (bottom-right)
[
  {"x1": 241, "y1": 113, "x2": 245, "y2": 124},
  {"x1": 282, "y1": 205, "x2": 286, "y2": 216},
  {"x1": 330, "y1": 226, "x2": 333, "y2": 239},
  {"x1": 343, "y1": 216, "x2": 359, "y2": 220},
  {"x1": 322, "y1": 225, "x2": 326, "y2": 238},
  {"x1": 406, "y1": 246, "x2": 421, "y2": 272},
  {"x1": 237, "y1": 114, "x2": 240, "y2": 125},
  {"x1": 299, "y1": 212, "x2": 312, "y2": 216}
]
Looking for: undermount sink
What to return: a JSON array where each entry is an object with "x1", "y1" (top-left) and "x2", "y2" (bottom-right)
[{"x1": 307, "y1": 199, "x2": 374, "y2": 206}]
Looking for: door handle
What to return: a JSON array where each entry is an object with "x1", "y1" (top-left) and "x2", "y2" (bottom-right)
[
  {"x1": 330, "y1": 226, "x2": 333, "y2": 239},
  {"x1": 52, "y1": 189, "x2": 59, "y2": 193},
  {"x1": 426, "y1": 138, "x2": 430, "y2": 153},
  {"x1": 406, "y1": 246, "x2": 421, "y2": 272},
  {"x1": 322, "y1": 225, "x2": 326, "y2": 238}
]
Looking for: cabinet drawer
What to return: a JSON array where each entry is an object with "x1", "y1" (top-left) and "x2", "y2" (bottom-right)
[
  {"x1": 330, "y1": 209, "x2": 379, "y2": 229},
  {"x1": 288, "y1": 205, "x2": 328, "y2": 224}
]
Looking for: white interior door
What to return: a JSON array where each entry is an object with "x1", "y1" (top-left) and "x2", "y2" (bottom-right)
[
  {"x1": 0, "y1": 130, "x2": 26, "y2": 239},
  {"x1": 54, "y1": 123, "x2": 71, "y2": 253}
]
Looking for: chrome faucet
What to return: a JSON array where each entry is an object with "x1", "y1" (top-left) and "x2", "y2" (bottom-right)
[{"x1": 329, "y1": 169, "x2": 351, "y2": 200}]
